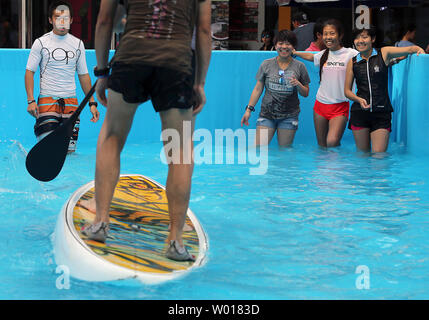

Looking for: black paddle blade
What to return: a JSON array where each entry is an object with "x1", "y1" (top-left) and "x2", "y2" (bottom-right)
[
  {"x1": 25, "y1": 81, "x2": 97, "y2": 182},
  {"x1": 25, "y1": 122, "x2": 74, "y2": 181}
]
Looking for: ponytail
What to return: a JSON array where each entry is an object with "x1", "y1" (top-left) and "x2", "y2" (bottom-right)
[{"x1": 319, "y1": 49, "x2": 329, "y2": 82}]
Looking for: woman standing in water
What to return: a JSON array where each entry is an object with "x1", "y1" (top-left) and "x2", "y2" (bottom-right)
[
  {"x1": 293, "y1": 19, "x2": 358, "y2": 148},
  {"x1": 344, "y1": 27, "x2": 425, "y2": 153},
  {"x1": 241, "y1": 30, "x2": 310, "y2": 147}
]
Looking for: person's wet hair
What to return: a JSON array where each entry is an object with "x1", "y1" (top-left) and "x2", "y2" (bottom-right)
[
  {"x1": 352, "y1": 27, "x2": 377, "y2": 40},
  {"x1": 48, "y1": 0, "x2": 73, "y2": 19},
  {"x1": 274, "y1": 30, "x2": 297, "y2": 48}
]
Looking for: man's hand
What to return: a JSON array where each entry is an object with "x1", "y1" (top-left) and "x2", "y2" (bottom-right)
[
  {"x1": 90, "y1": 105, "x2": 100, "y2": 122},
  {"x1": 414, "y1": 46, "x2": 425, "y2": 56},
  {"x1": 27, "y1": 101, "x2": 39, "y2": 118},
  {"x1": 95, "y1": 78, "x2": 109, "y2": 107},
  {"x1": 192, "y1": 84, "x2": 206, "y2": 116},
  {"x1": 241, "y1": 110, "x2": 251, "y2": 127}
]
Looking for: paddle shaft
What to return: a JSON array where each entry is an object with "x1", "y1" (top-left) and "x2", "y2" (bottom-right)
[{"x1": 66, "y1": 80, "x2": 97, "y2": 128}]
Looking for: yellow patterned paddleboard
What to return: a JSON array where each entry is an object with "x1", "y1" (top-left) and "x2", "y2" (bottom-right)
[{"x1": 53, "y1": 174, "x2": 208, "y2": 284}]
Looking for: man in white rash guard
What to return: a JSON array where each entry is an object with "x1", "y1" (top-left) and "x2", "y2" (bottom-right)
[{"x1": 25, "y1": 0, "x2": 99, "y2": 153}]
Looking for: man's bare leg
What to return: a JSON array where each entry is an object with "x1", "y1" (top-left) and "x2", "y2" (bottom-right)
[
  {"x1": 82, "y1": 89, "x2": 139, "y2": 241},
  {"x1": 159, "y1": 108, "x2": 194, "y2": 248},
  {"x1": 165, "y1": 161, "x2": 194, "y2": 246}
]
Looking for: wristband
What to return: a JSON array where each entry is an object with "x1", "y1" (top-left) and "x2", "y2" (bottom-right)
[
  {"x1": 246, "y1": 105, "x2": 255, "y2": 112},
  {"x1": 89, "y1": 102, "x2": 98, "y2": 108},
  {"x1": 27, "y1": 99, "x2": 36, "y2": 104},
  {"x1": 93, "y1": 66, "x2": 110, "y2": 77}
]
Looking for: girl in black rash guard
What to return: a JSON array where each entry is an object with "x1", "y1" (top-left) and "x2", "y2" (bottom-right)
[{"x1": 344, "y1": 27, "x2": 425, "y2": 153}]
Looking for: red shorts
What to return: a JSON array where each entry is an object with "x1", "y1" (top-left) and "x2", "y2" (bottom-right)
[{"x1": 314, "y1": 100, "x2": 350, "y2": 120}]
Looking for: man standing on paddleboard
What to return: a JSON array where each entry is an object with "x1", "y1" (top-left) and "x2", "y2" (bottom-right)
[
  {"x1": 83, "y1": 0, "x2": 211, "y2": 262},
  {"x1": 25, "y1": 1, "x2": 100, "y2": 153}
]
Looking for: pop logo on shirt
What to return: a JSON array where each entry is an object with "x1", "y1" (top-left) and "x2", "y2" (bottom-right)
[{"x1": 51, "y1": 48, "x2": 78, "y2": 65}]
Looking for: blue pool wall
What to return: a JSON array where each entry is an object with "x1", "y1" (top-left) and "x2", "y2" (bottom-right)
[{"x1": 1, "y1": 49, "x2": 428, "y2": 153}]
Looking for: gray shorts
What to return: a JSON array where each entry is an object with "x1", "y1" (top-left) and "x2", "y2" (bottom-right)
[{"x1": 256, "y1": 116, "x2": 299, "y2": 130}]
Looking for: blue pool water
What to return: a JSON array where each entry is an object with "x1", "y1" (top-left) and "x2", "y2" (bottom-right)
[{"x1": 1, "y1": 138, "x2": 428, "y2": 299}]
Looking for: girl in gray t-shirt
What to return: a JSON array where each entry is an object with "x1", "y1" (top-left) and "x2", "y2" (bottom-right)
[{"x1": 241, "y1": 30, "x2": 310, "y2": 147}]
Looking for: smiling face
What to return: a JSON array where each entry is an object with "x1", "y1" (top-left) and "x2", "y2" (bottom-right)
[
  {"x1": 275, "y1": 40, "x2": 294, "y2": 59},
  {"x1": 354, "y1": 30, "x2": 375, "y2": 53},
  {"x1": 49, "y1": 5, "x2": 72, "y2": 36},
  {"x1": 323, "y1": 24, "x2": 342, "y2": 51}
]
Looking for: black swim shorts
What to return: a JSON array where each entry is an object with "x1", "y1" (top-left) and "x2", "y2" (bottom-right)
[
  {"x1": 348, "y1": 110, "x2": 392, "y2": 132},
  {"x1": 107, "y1": 62, "x2": 195, "y2": 112}
]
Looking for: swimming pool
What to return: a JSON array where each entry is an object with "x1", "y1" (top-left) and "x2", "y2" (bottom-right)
[
  {"x1": 1, "y1": 137, "x2": 428, "y2": 299},
  {"x1": 1, "y1": 50, "x2": 428, "y2": 300}
]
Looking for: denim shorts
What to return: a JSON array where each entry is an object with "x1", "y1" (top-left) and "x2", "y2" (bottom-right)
[{"x1": 256, "y1": 116, "x2": 299, "y2": 130}]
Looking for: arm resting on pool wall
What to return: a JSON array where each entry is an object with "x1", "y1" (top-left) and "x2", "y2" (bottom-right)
[
  {"x1": 382, "y1": 45, "x2": 426, "y2": 66},
  {"x1": 292, "y1": 49, "x2": 315, "y2": 62}
]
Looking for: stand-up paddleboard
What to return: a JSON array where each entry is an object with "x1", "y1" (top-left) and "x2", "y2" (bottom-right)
[{"x1": 54, "y1": 174, "x2": 208, "y2": 284}]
